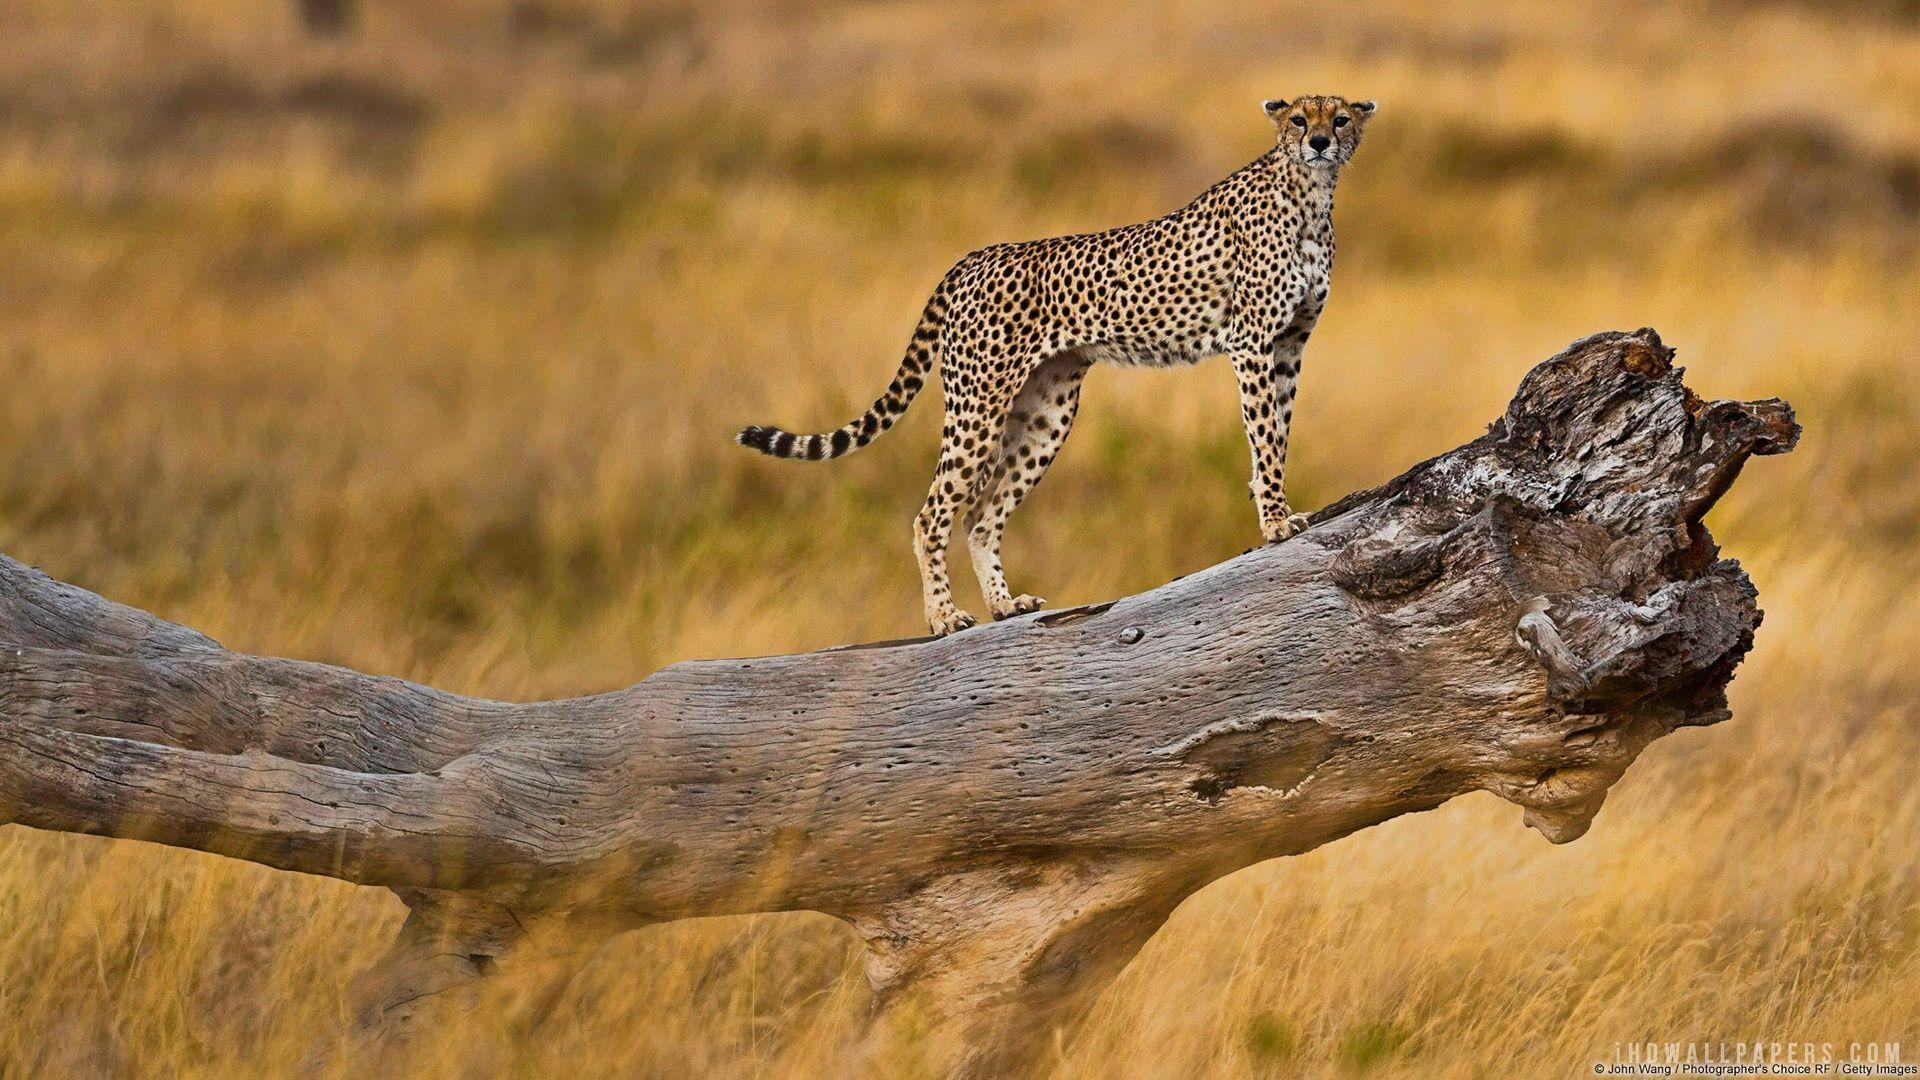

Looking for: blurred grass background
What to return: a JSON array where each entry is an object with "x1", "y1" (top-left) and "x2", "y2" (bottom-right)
[{"x1": 0, "y1": 0, "x2": 1915, "y2": 1076}]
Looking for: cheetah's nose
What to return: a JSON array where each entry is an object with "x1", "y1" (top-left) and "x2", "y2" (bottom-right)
[{"x1": 1308, "y1": 134, "x2": 1331, "y2": 152}]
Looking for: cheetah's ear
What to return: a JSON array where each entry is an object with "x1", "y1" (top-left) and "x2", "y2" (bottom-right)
[
  {"x1": 1351, "y1": 100, "x2": 1378, "y2": 116},
  {"x1": 1262, "y1": 98, "x2": 1289, "y2": 116}
]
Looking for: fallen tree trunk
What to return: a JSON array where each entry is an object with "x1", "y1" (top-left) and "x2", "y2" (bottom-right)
[{"x1": 0, "y1": 328, "x2": 1797, "y2": 1074}]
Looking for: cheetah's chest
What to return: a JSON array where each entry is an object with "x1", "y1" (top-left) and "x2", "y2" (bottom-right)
[{"x1": 1292, "y1": 238, "x2": 1331, "y2": 295}]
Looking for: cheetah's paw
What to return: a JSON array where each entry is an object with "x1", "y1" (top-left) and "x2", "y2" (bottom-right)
[
  {"x1": 927, "y1": 609, "x2": 979, "y2": 637},
  {"x1": 991, "y1": 594, "x2": 1047, "y2": 620},
  {"x1": 1262, "y1": 512, "x2": 1311, "y2": 544}
]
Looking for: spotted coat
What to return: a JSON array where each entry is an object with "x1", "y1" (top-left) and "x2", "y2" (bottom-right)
[{"x1": 740, "y1": 95, "x2": 1377, "y2": 635}]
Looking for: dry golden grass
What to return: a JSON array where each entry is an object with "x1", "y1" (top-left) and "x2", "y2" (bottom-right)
[{"x1": 0, "y1": 0, "x2": 1915, "y2": 1075}]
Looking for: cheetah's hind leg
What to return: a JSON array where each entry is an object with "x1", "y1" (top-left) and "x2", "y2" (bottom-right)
[
  {"x1": 914, "y1": 368, "x2": 1022, "y2": 636},
  {"x1": 965, "y1": 352, "x2": 1090, "y2": 620}
]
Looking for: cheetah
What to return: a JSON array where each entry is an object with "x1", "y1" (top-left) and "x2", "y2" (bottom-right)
[{"x1": 738, "y1": 95, "x2": 1376, "y2": 636}]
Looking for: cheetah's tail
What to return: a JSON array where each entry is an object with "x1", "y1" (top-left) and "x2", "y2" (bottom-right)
[{"x1": 735, "y1": 289, "x2": 946, "y2": 462}]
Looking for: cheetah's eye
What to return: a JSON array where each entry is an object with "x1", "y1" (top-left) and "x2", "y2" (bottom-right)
[
  {"x1": 1289, "y1": 115, "x2": 1306, "y2": 128},
  {"x1": 1333, "y1": 115, "x2": 1350, "y2": 128}
]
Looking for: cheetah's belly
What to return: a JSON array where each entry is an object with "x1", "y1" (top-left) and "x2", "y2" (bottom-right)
[
  {"x1": 1065, "y1": 285, "x2": 1234, "y2": 370},
  {"x1": 1079, "y1": 333, "x2": 1229, "y2": 369}
]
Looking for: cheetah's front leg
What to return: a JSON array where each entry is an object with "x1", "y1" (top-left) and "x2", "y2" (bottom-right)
[{"x1": 1229, "y1": 345, "x2": 1308, "y2": 543}]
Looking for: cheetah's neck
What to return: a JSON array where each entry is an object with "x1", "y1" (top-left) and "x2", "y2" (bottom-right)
[
  {"x1": 1207, "y1": 150, "x2": 1335, "y2": 243},
  {"x1": 1264, "y1": 149, "x2": 1335, "y2": 219}
]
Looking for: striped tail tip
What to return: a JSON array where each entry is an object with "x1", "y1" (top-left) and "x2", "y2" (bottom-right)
[
  {"x1": 736, "y1": 424, "x2": 855, "y2": 461},
  {"x1": 736, "y1": 425, "x2": 780, "y2": 455},
  {"x1": 737, "y1": 425, "x2": 821, "y2": 459}
]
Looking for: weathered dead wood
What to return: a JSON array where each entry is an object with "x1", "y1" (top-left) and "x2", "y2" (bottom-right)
[{"x1": 0, "y1": 328, "x2": 1797, "y2": 1075}]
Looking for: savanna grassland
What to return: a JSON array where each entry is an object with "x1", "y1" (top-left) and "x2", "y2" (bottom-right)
[{"x1": 0, "y1": 0, "x2": 1916, "y2": 1076}]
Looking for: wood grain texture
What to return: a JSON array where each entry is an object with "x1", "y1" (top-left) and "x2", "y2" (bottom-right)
[{"x1": 0, "y1": 328, "x2": 1798, "y2": 1075}]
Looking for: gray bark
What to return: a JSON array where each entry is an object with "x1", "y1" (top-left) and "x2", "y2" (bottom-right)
[{"x1": 0, "y1": 328, "x2": 1798, "y2": 1075}]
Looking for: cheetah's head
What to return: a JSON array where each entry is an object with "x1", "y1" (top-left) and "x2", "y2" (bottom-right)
[{"x1": 1262, "y1": 96, "x2": 1376, "y2": 170}]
